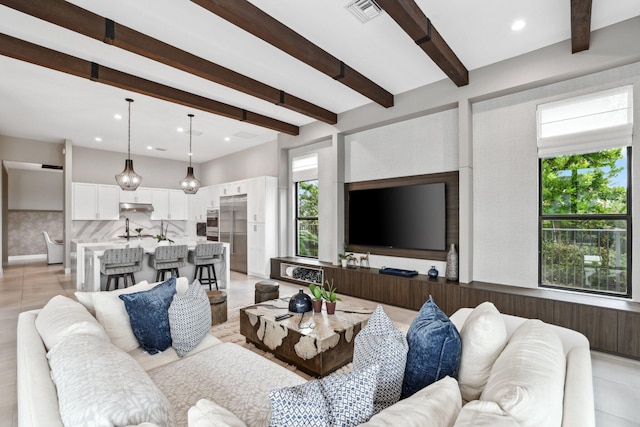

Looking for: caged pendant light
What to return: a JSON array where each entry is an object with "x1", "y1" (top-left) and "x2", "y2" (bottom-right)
[
  {"x1": 115, "y1": 98, "x2": 142, "y2": 191},
  {"x1": 180, "y1": 113, "x2": 201, "y2": 194}
]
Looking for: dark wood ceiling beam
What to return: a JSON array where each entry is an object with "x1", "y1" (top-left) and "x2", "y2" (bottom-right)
[
  {"x1": 375, "y1": 0, "x2": 469, "y2": 87},
  {"x1": 571, "y1": 0, "x2": 592, "y2": 53},
  {"x1": 0, "y1": 33, "x2": 299, "y2": 135},
  {"x1": 190, "y1": 0, "x2": 394, "y2": 108},
  {"x1": 0, "y1": 0, "x2": 336, "y2": 124}
]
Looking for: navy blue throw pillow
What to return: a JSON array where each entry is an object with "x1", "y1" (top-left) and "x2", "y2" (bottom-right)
[
  {"x1": 119, "y1": 277, "x2": 177, "y2": 354},
  {"x1": 401, "y1": 296, "x2": 461, "y2": 399}
]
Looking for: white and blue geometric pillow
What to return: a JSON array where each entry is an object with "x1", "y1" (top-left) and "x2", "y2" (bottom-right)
[
  {"x1": 269, "y1": 364, "x2": 379, "y2": 427},
  {"x1": 168, "y1": 280, "x2": 212, "y2": 357},
  {"x1": 354, "y1": 305, "x2": 409, "y2": 413}
]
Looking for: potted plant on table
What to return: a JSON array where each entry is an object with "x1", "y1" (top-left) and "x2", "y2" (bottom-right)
[
  {"x1": 322, "y1": 279, "x2": 342, "y2": 315},
  {"x1": 309, "y1": 283, "x2": 324, "y2": 313}
]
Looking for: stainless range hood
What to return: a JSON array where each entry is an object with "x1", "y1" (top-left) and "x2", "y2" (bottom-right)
[{"x1": 119, "y1": 202, "x2": 154, "y2": 213}]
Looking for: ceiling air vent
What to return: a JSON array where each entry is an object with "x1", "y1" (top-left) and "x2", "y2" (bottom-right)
[{"x1": 346, "y1": 0, "x2": 382, "y2": 23}]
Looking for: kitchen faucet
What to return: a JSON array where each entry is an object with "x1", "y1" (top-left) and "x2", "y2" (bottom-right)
[{"x1": 125, "y1": 217, "x2": 130, "y2": 241}]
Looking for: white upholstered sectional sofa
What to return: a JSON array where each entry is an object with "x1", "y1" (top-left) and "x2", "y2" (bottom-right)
[{"x1": 17, "y1": 279, "x2": 595, "y2": 427}]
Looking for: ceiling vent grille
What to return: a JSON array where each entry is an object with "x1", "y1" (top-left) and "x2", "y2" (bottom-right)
[{"x1": 346, "y1": 0, "x2": 382, "y2": 23}]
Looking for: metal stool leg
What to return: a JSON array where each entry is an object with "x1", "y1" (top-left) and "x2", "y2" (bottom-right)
[{"x1": 211, "y1": 264, "x2": 218, "y2": 290}]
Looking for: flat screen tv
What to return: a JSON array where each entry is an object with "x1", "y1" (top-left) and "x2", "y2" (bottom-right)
[{"x1": 347, "y1": 182, "x2": 446, "y2": 251}]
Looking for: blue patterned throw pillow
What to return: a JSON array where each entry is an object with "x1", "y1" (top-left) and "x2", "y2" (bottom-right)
[
  {"x1": 401, "y1": 296, "x2": 461, "y2": 399},
  {"x1": 119, "y1": 277, "x2": 177, "y2": 354},
  {"x1": 354, "y1": 305, "x2": 408, "y2": 413},
  {"x1": 168, "y1": 280, "x2": 212, "y2": 357},
  {"x1": 269, "y1": 364, "x2": 379, "y2": 427}
]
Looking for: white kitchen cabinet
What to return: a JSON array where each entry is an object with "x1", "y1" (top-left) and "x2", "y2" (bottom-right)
[
  {"x1": 220, "y1": 180, "x2": 247, "y2": 197},
  {"x1": 248, "y1": 222, "x2": 266, "y2": 276},
  {"x1": 72, "y1": 183, "x2": 119, "y2": 220},
  {"x1": 119, "y1": 187, "x2": 152, "y2": 204},
  {"x1": 247, "y1": 176, "x2": 277, "y2": 223},
  {"x1": 246, "y1": 176, "x2": 278, "y2": 278},
  {"x1": 169, "y1": 190, "x2": 188, "y2": 220},
  {"x1": 151, "y1": 189, "x2": 188, "y2": 220}
]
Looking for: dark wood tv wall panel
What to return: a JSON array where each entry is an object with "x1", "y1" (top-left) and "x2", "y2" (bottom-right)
[
  {"x1": 345, "y1": 171, "x2": 459, "y2": 261},
  {"x1": 271, "y1": 257, "x2": 640, "y2": 359}
]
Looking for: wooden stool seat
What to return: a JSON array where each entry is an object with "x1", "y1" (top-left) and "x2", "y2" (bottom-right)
[
  {"x1": 207, "y1": 290, "x2": 227, "y2": 325},
  {"x1": 254, "y1": 280, "x2": 279, "y2": 303}
]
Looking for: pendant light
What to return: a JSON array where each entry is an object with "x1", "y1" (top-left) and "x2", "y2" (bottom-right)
[
  {"x1": 115, "y1": 98, "x2": 142, "y2": 191},
  {"x1": 180, "y1": 113, "x2": 201, "y2": 194}
]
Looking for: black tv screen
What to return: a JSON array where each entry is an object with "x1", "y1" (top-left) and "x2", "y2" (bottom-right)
[{"x1": 348, "y1": 182, "x2": 446, "y2": 251}]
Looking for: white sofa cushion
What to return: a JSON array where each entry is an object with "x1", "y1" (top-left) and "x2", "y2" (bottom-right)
[
  {"x1": 35, "y1": 295, "x2": 109, "y2": 351},
  {"x1": 149, "y1": 342, "x2": 306, "y2": 427},
  {"x1": 360, "y1": 376, "x2": 462, "y2": 427},
  {"x1": 168, "y1": 279, "x2": 212, "y2": 357},
  {"x1": 481, "y1": 319, "x2": 566, "y2": 427},
  {"x1": 188, "y1": 399, "x2": 248, "y2": 427},
  {"x1": 454, "y1": 400, "x2": 521, "y2": 426},
  {"x1": 353, "y1": 305, "x2": 408, "y2": 413},
  {"x1": 457, "y1": 302, "x2": 508, "y2": 401},
  {"x1": 47, "y1": 333, "x2": 176, "y2": 427}
]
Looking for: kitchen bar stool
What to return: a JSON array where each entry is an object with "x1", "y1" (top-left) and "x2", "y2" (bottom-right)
[
  {"x1": 99, "y1": 247, "x2": 144, "y2": 291},
  {"x1": 149, "y1": 244, "x2": 188, "y2": 282},
  {"x1": 189, "y1": 242, "x2": 224, "y2": 290}
]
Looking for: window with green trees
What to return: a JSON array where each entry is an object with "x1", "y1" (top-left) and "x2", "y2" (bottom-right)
[
  {"x1": 540, "y1": 148, "x2": 630, "y2": 296},
  {"x1": 296, "y1": 180, "x2": 319, "y2": 258}
]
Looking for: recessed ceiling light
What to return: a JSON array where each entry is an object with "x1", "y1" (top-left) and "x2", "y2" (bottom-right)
[
  {"x1": 94, "y1": 137, "x2": 102, "y2": 142},
  {"x1": 224, "y1": 137, "x2": 230, "y2": 142},
  {"x1": 114, "y1": 114, "x2": 122, "y2": 120},
  {"x1": 177, "y1": 127, "x2": 184, "y2": 133},
  {"x1": 147, "y1": 146, "x2": 153, "y2": 150},
  {"x1": 511, "y1": 20, "x2": 526, "y2": 32}
]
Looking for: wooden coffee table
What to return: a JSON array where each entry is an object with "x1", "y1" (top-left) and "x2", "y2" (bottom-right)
[{"x1": 240, "y1": 298, "x2": 372, "y2": 377}]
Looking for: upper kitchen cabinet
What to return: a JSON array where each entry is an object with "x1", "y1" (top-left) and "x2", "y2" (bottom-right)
[
  {"x1": 220, "y1": 180, "x2": 247, "y2": 197},
  {"x1": 247, "y1": 176, "x2": 278, "y2": 223},
  {"x1": 72, "y1": 183, "x2": 119, "y2": 220},
  {"x1": 151, "y1": 189, "x2": 188, "y2": 220},
  {"x1": 119, "y1": 187, "x2": 152, "y2": 204}
]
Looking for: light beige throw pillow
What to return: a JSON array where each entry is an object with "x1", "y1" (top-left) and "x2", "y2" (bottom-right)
[
  {"x1": 458, "y1": 302, "x2": 508, "y2": 401},
  {"x1": 481, "y1": 319, "x2": 565, "y2": 427},
  {"x1": 35, "y1": 295, "x2": 109, "y2": 351}
]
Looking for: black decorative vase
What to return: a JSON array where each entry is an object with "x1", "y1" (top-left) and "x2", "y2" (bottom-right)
[
  {"x1": 289, "y1": 289, "x2": 312, "y2": 313},
  {"x1": 428, "y1": 266, "x2": 439, "y2": 278}
]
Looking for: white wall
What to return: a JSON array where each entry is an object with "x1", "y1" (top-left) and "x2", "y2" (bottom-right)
[
  {"x1": 8, "y1": 168, "x2": 63, "y2": 211},
  {"x1": 473, "y1": 62, "x2": 640, "y2": 293},
  {"x1": 199, "y1": 140, "x2": 278, "y2": 185},
  {"x1": 345, "y1": 109, "x2": 459, "y2": 182},
  {"x1": 72, "y1": 146, "x2": 192, "y2": 189}
]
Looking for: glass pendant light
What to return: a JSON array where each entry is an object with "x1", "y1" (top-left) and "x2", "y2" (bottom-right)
[
  {"x1": 180, "y1": 113, "x2": 201, "y2": 194},
  {"x1": 115, "y1": 98, "x2": 142, "y2": 191}
]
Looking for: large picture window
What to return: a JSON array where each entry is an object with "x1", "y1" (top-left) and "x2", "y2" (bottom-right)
[
  {"x1": 296, "y1": 180, "x2": 318, "y2": 258},
  {"x1": 537, "y1": 86, "x2": 633, "y2": 297},
  {"x1": 540, "y1": 149, "x2": 630, "y2": 295}
]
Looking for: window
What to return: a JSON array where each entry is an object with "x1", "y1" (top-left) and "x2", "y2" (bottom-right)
[
  {"x1": 538, "y1": 86, "x2": 632, "y2": 297},
  {"x1": 296, "y1": 180, "x2": 319, "y2": 258},
  {"x1": 292, "y1": 154, "x2": 319, "y2": 258}
]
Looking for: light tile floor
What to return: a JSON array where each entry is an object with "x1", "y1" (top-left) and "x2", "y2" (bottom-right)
[{"x1": 0, "y1": 261, "x2": 638, "y2": 426}]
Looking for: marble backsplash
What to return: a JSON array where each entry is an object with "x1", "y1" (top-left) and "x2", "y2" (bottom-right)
[
  {"x1": 7, "y1": 210, "x2": 188, "y2": 257},
  {"x1": 8, "y1": 210, "x2": 64, "y2": 256},
  {"x1": 72, "y1": 212, "x2": 187, "y2": 242}
]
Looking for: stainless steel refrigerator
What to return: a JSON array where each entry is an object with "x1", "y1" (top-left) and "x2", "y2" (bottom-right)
[{"x1": 219, "y1": 195, "x2": 248, "y2": 273}]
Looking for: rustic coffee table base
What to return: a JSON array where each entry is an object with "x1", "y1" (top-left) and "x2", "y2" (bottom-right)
[{"x1": 239, "y1": 299, "x2": 371, "y2": 377}]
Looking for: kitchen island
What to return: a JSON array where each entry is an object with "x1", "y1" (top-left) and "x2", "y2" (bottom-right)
[{"x1": 72, "y1": 238, "x2": 229, "y2": 292}]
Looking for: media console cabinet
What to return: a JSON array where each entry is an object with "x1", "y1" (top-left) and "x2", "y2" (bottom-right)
[{"x1": 271, "y1": 257, "x2": 640, "y2": 360}]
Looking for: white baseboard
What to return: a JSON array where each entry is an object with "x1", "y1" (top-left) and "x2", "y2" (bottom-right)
[{"x1": 8, "y1": 254, "x2": 48, "y2": 263}]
